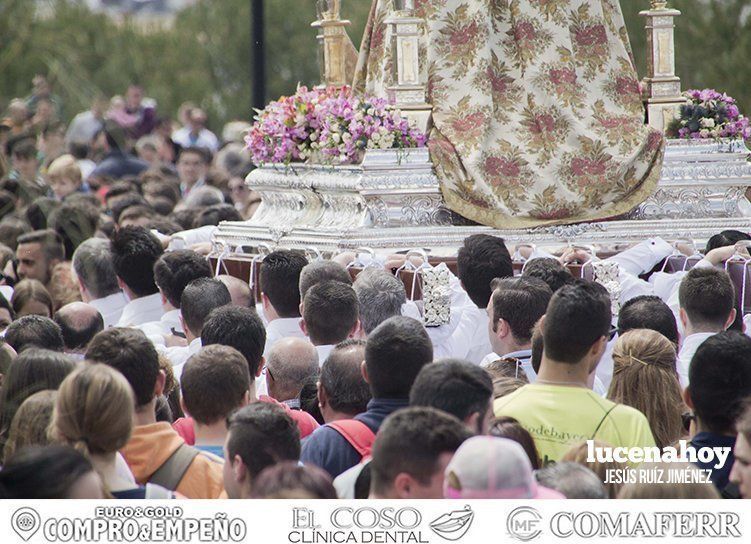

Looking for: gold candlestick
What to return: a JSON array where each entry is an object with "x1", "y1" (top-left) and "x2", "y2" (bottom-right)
[{"x1": 311, "y1": 1, "x2": 350, "y2": 88}]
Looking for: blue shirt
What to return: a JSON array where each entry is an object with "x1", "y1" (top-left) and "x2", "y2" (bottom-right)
[
  {"x1": 90, "y1": 150, "x2": 148, "y2": 180},
  {"x1": 300, "y1": 398, "x2": 408, "y2": 479},
  {"x1": 690, "y1": 432, "x2": 736, "y2": 491},
  {"x1": 194, "y1": 445, "x2": 225, "y2": 459}
]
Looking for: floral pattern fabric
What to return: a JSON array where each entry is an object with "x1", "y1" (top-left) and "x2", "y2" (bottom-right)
[{"x1": 354, "y1": 0, "x2": 665, "y2": 228}]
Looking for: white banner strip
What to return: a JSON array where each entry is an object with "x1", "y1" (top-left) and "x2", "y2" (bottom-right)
[{"x1": 1, "y1": 499, "x2": 747, "y2": 544}]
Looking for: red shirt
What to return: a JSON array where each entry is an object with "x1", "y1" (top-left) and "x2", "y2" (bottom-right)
[{"x1": 172, "y1": 396, "x2": 319, "y2": 445}]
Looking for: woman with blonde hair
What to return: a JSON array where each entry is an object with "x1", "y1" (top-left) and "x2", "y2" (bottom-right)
[
  {"x1": 3, "y1": 390, "x2": 57, "y2": 463},
  {"x1": 608, "y1": 329, "x2": 685, "y2": 449},
  {"x1": 51, "y1": 363, "x2": 171, "y2": 498}
]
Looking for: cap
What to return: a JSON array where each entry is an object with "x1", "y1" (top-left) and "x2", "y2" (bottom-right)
[{"x1": 443, "y1": 436, "x2": 564, "y2": 499}]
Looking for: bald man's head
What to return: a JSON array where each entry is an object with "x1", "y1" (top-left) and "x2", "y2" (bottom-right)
[
  {"x1": 265, "y1": 337, "x2": 319, "y2": 403},
  {"x1": 217, "y1": 274, "x2": 254, "y2": 308},
  {"x1": 53, "y1": 302, "x2": 104, "y2": 352}
]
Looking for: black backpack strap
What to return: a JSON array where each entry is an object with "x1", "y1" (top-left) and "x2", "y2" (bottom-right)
[
  {"x1": 148, "y1": 443, "x2": 200, "y2": 491},
  {"x1": 590, "y1": 405, "x2": 618, "y2": 440}
]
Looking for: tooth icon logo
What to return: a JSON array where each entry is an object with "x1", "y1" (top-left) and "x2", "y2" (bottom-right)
[{"x1": 429, "y1": 505, "x2": 474, "y2": 541}]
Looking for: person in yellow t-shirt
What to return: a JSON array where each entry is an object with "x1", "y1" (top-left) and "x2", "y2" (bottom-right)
[{"x1": 494, "y1": 281, "x2": 655, "y2": 466}]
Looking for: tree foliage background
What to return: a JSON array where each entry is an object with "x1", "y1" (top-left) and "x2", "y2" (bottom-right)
[{"x1": 1, "y1": 0, "x2": 750, "y2": 130}]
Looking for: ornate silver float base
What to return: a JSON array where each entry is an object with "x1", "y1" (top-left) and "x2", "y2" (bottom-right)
[{"x1": 213, "y1": 139, "x2": 751, "y2": 255}]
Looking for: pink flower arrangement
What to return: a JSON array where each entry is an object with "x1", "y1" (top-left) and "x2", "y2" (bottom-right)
[
  {"x1": 245, "y1": 86, "x2": 427, "y2": 166},
  {"x1": 667, "y1": 89, "x2": 751, "y2": 140}
]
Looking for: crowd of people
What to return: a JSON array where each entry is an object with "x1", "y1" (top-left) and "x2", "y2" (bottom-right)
[{"x1": 0, "y1": 76, "x2": 751, "y2": 501}]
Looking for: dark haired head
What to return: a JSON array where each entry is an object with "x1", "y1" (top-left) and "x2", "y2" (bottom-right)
[
  {"x1": 10, "y1": 279, "x2": 54, "y2": 318},
  {"x1": 153, "y1": 250, "x2": 212, "y2": 308},
  {"x1": 0, "y1": 445, "x2": 99, "y2": 499},
  {"x1": 490, "y1": 277, "x2": 552, "y2": 344},
  {"x1": 25, "y1": 197, "x2": 60, "y2": 230},
  {"x1": 298, "y1": 261, "x2": 352, "y2": 300},
  {"x1": 110, "y1": 226, "x2": 164, "y2": 297},
  {"x1": 177, "y1": 146, "x2": 210, "y2": 165},
  {"x1": 299, "y1": 375, "x2": 324, "y2": 425},
  {"x1": 0, "y1": 349, "x2": 75, "y2": 457},
  {"x1": 192, "y1": 204, "x2": 243, "y2": 228},
  {"x1": 260, "y1": 250, "x2": 308, "y2": 318},
  {"x1": 705, "y1": 230, "x2": 751, "y2": 254},
  {"x1": 5, "y1": 315, "x2": 64, "y2": 353},
  {"x1": 688, "y1": 331, "x2": 751, "y2": 434},
  {"x1": 679, "y1": 267, "x2": 735, "y2": 331},
  {"x1": 16, "y1": 229, "x2": 65, "y2": 283},
  {"x1": 110, "y1": 194, "x2": 151, "y2": 225},
  {"x1": 370, "y1": 407, "x2": 472, "y2": 498},
  {"x1": 618, "y1": 295, "x2": 679, "y2": 345},
  {"x1": 181, "y1": 345, "x2": 250, "y2": 425},
  {"x1": 320, "y1": 339, "x2": 371, "y2": 418},
  {"x1": 410, "y1": 359, "x2": 493, "y2": 434},
  {"x1": 0, "y1": 292, "x2": 15, "y2": 327},
  {"x1": 48, "y1": 201, "x2": 100, "y2": 260},
  {"x1": 365, "y1": 316, "x2": 432, "y2": 398},
  {"x1": 170, "y1": 208, "x2": 200, "y2": 231},
  {"x1": 226, "y1": 403, "x2": 301, "y2": 486},
  {"x1": 302, "y1": 281, "x2": 359, "y2": 345},
  {"x1": 250, "y1": 462, "x2": 337, "y2": 499},
  {"x1": 104, "y1": 181, "x2": 139, "y2": 204},
  {"x1": 457, "y1": 234, "x2": 513, "y2": 308},
  {"x1": 53, "y1": 302, "x2": 104, "y2": 352},
  {"x1": 201, "y1": 306, "x2": 266, "y2": 378},
  {"x1": 180, "y1": 277, "x2": 231, "y2": 337},
  {"x1": 542, "y1": 280, "x2": 611, "y2": 365},
  {"x1": 521, "y1": 257, "x2": 575, "y2": 293},
  {"x1": 85, "y1": 328, "x2": 160, "y2": 407},
  {"x1": 10, "y1": 139, "x2": 37, "y2": 160}
]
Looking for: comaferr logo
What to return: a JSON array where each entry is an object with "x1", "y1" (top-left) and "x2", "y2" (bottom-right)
[
  {"x1": 505, "y1": 508, "x2": 742, "y2": 540},
  {"x1": 429, "y1": 506, "x2": 474, "y2": 541},
  {"x1": 507, "y1": 506, "x2": 542, "y2": 542}
]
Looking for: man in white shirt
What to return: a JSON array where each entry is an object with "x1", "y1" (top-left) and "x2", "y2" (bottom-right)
[
  {"x1": 171, "y1": 108, "x2": 220, "y2": 153},
  {"x1": 482, "y1": 277, "x2": 552, "y2": 381},
  {"x1": 676, "y1": 266, "x2": 736, "y2": 388},
  {"x1": 111, "y1": 226, "x2": 166, "y2": 327},
  {"x1": 165, "y1": 277, "x2": 232, "y2": 378},
  {"x1": 444, "y1": 234, "x2": 515, "y2": 364},
  {"x1": 260, "y1": 250, "x2": 310, "y2": 357},
  {"x1": 72, "y1": 238, "x2": 129, "y2": 328},
  {"x1": 300, "y1": 281, "x2": 360, "y2": 363},
  {"x1": 140, "y1": 250, "x2": 212, "y2": 340}
]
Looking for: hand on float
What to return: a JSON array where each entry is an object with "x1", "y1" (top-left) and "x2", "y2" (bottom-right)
[{"x1": 704, "y1": 244, "x2": 741, "y2": 266}]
